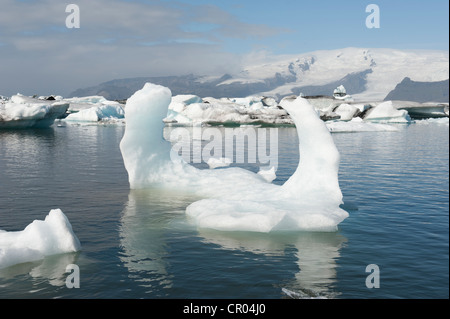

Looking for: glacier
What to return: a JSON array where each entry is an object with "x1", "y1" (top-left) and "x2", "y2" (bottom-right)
[
  {"x1": 0, "y1": 209, "x2": 81, "y2": 269},
  {"x1": 120, "y1": 83, "x2": 349, "y2": 232}
]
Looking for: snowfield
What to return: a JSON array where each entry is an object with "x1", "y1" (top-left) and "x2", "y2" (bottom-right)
[{"x1": 222, "y1": 48, "x2": 449, "y2": 102}]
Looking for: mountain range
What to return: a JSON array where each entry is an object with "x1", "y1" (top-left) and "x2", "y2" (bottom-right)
[{"x1": 69, "y1": 47, "x2": 449, "y2": 103}]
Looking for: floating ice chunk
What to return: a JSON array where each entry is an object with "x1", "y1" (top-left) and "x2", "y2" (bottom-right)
[
  {"x1": 261, "y1": 97, "x2": 279, "y2": 108},
  {"x1": 0, "y1": 94, "x2": 69, "y2": 128},
  {"x1": 64, "y1": 96, "x2": 109, "y2": 105},
  {"x1": 257, "y1": 166, "x2": 277, "y2": 182},
  {"x1": 62, "y1": 96, "x2": 124, "y2": 122},
  {"x1": 120, "y1": 83, "x2": 349, "y2": 232},
  {"x1": 333, "y1": 85, "x2": 353, "y2": 101},
  {"x1": 333, "y1": 85, "x2": 346, "y2": 96},
  {"x1": 414, "y1": 117, "x2": 449, "y2": 125},
  {"x1": 60, "y1": 95, "x2": 124, "y2": 123},
  {"x1": 364, "y1": 100, "x2": 411, "y2": 123},
  {"x1": 207, "y1": 157, "x2": 232, "y2": 169},
  {"x1": 333, "y1": 103, "x2": 360, "y2": 121},
  {"x1": 171, "y1": 94, "x2": 202, "y2": 106},
  {"x1": 163, "y1": 95, "x2": 292, "y2": 125},
  {"x1": 391, "y1": 101, "x2": 449, "y2": 119},
  {"x1": 64, "y1": 107, "x2": 100, "y2": 122},
  {"x1": 164, "y1": 95, "x2": 203, "y2": 123},
  {"x1": 326, "y1": 117, "x2": 399, "y2": 132},
  {"x1": 64, "y1": 104, "x2": 124, "y2": 122},
  {"x1": 0, "y1": 209, "x2": 81, "y2": 269}
]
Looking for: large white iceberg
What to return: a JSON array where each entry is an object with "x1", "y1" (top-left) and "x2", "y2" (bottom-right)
[
  {"x1": 0, "y1": 94, "x2": 69, "y2": 128},
  {"x1": 62, "y1": 96, "x2": 125, "y2": 123},
  {"x1": 0, "y1": 209, "x2": 81, "y2": 269},
  {"x1": 333, "y1": 103, "x2": 360, "y2": 121},
  {"x1": 363, "y1": 100, "x2": 411, "y2": 123},
  {"x1": 120, "y1": 83, "x2": 349, "y2": 232},
  {"x1": 63, "y1": 104, "x2": 125, "y2": 122}
]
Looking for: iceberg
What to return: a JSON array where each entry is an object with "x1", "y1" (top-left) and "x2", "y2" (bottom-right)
[
  {"x1": 0, "y1": 94, "x2": 69, "y2": 129},
  {"x1": 61, "y1": 96, "x2": 125, "y2": 123},
  {"x1": 333, "y1": 85, "x2": 353, "y2": 101},
  {"x1": 163, "y1": 94, "x2": 291, "y2": 126},
  {"x1": 120, "y1": 83, "x2": 349, "y2": 232},
  {"x1": 0, "y1": 209, "x2": 81, "y2": 269},
  {"x1": 413, "y1": 117, "x2": 449, "y2": 125},
  {"x1": 162, "y1": 88, "x2": 416, "y2": 128},
  {"x1": 326, "y1": 117, "x2": 399, "y2": 132},
  {"x1": 391, "y1": 101, "x2": 449, "y2": 119},
  {"x1": 207, "y1": 157, "x2": 232, "y2": 169},
  {"x1": 63, "y1": 104, "x2": 125, "y2": 123},
  {"x1": 333, "y1": 103, "x2": 360, "y2": 121},
  {"x1": 363, "y1": 100, "x2": 411, "y2": 123}
]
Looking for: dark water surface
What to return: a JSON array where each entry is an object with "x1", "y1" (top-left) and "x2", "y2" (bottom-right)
[{"x1": 0, "y1": 122, "x2": 448, "y2": 299}]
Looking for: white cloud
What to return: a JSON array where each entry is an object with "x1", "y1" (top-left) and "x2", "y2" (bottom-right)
[{"x1": 0, "y1": 0, "x2": 284, "y2": 96}]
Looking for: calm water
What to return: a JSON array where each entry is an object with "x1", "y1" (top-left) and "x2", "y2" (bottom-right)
[{"x1": 0, "y1": 121, "x2": 448, "y2": 299}]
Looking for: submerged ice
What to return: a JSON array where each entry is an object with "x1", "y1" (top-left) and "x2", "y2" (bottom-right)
[{"x1": 120, "y1": 83, "x2": 349, "y2": 232}]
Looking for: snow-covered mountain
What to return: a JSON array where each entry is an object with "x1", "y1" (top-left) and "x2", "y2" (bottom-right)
[
  {"x1": 220, "y1": 47, "x2": 449, "y2": 101},
  {"x1": 69, "y1": 47, "x2": 449, "y2": 102}
]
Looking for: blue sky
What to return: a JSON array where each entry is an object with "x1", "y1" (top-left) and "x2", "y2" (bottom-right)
[
  {"x1": 0, "y1": 0, "x2": 448, "y2": 96},
  {"x1": 191, "y1": 0, "x2": 449, "y2": 53}
]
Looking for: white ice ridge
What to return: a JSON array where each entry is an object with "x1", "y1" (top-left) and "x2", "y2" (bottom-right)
[
  {"x1": 0, "y1": 94, "x2": 69, "y2": 128},
  {"x1": 120, "y1": 83, "x2": 349, "y2": 232},
  {"x1": 0, "y1": 209, "x2": 81, "y2": 269}
]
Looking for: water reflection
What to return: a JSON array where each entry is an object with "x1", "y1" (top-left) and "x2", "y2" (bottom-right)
[
  {"x1": 197, "y1": 230, "x2": 346, "y2": 298},
  {"x1": 0, "y1": 252, "x2": 80, "y2": 297},
  {"x1": 119, "y1": 188, "x2": 197, "y2": 295},
  {"x1": 119, "y1": 189, "x2": 347, "y2": 298}
]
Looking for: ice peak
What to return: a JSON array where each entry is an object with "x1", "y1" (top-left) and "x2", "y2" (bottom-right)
[{"x1": 120, "y1": 83, "x2": 349, "y2": 232}]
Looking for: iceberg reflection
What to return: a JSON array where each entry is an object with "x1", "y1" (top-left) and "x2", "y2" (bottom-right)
[
  {"x1": 197, "y1": 229, "x2": 347, "y2": 298},
  {"x1": 119, "y1": 189, "x2": 197, "y2": 295},
  {"x1": 119, "y1": 189, "x2": 347, "y2": 298}
]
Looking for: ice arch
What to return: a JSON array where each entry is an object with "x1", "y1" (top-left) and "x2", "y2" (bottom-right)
[{"x1": 120, "y1": 83, "x2": 348, "y2": 232}]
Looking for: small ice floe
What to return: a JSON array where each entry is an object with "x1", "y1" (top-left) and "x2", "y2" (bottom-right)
[
  {"x1": 0, "y1": 209, "x2": 81, "y2": 269},
  {"x1": 257, "y1": 166, "x2": 277, "y2": 183},
  {"x1": 207, "y1": 157, "x2": 232, "y2": 169}
]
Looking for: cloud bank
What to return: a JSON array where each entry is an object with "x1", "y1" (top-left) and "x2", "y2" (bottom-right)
[{"x1": 0, "y1": 0, "x2": 284, "y2": 96}]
